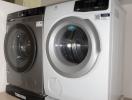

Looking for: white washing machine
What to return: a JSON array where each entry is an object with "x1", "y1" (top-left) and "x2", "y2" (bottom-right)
[
  {"x1": 0, "y1": 1, "x2": 27, "y2": 92},
  {"x1": 43, "y1": 0, "x2": 125, "y2": 100}
]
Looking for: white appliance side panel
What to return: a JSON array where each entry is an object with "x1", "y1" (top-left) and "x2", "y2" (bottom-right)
[
  {"x1": 109, "y1": 2, "x2": 126, "y2": 100},
  {"x1": 0, "y1": 1, "x2": 26, "y2": 15},
  {"x1": 0, "y1": 16, "x2": 7, "y2": 93},
  {"x1": 43, "y1": 1, "x2": 111, "y2": 100},
  {"x1": 0, "y1": 1, "x2": 27, "y2": 92}
]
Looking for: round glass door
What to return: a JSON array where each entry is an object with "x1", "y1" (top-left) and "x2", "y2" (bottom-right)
[
  {"x1": 55, "y1": 25, "x2": 88, "y2": 64},
  {"x1": 47, "y1": 17, "x2": 100, "y2": 78},
  {"x1": 4, "y1": 23, "x2": 37, "y2": 72}
]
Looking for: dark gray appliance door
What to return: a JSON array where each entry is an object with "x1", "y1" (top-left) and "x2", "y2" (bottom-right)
[
  {"x1": 4, "y1": 23, "x2": 37, "y2": 72},
  {"x1": 46, "y1": 17, "x2": 101, "y2": 78}
]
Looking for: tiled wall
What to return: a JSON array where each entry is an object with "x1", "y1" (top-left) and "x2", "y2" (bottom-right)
[
  {"x1": 5, "y1": 0, "x2": 72, "y2": 7},
  {"x1": 23, "y1": 0, "x2": 42, "y2": 7},
  {"x1": 123, "y1": 4, "x2": 132, "y2": 99},
  {"x1": 125, "y1": 98, "x2": 132, "y2": 100}
]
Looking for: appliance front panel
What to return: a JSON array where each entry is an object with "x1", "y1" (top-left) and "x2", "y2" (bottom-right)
[
  {"x1": 44, "y1": 1, "x2": 111, "y2": 99},
  {"x1": 6, "y1": 15, "x2": 44, "y2": 94},
  {"x1": 46, "y1": 16, "x2": 100, "y2": 78}
]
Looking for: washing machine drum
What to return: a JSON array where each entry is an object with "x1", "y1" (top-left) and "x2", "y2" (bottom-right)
[
  {"x1": 47, "y1": 17, "x2": 101, "y2": 78},
  {"x1": 4, "y1": 23, "x2": 37, "y2": 72}
]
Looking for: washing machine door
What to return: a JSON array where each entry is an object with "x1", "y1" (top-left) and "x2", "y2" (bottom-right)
[
  {"x1": 4, "y1": 23, "x2": 37, "y2": 72},
  {"x1": 46, "y1": 17, "x2": 101, "y2": 78}
]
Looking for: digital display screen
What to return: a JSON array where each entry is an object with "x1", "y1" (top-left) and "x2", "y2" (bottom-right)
[{"x1": 74, "y1": 0, "x2": 109, "y2": 12}]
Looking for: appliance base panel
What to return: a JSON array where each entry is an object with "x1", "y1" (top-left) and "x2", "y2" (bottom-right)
[{"x1": 6, "y1": 84, "x2": 45, "y2": 100}]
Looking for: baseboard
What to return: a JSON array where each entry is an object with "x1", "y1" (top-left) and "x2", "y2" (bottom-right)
[{"x1": 124, "y1": 97, "x2": 132, "y2": 100}]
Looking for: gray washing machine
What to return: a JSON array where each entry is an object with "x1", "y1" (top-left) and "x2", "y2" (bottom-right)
[{"x1": 4, "y1": 7, "x2": 46, "y2": 100}]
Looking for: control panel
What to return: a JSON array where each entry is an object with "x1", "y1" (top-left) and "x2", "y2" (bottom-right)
[
  {"x1": 7, "y1": 6, "x2": 45, "y2": 21},
  {"x1": 74, "y1": 0, "x2": 109, "y2": 12},
  {"x1": 18, "y1": 7, "x2": 45, "y2": 17}
]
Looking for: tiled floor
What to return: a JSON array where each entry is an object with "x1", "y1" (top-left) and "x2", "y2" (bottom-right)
[
  {"x1": 0, "y1": 93, "x2": 19, "y2": 100},
  {"x1": 0, "y1": 92, "x2": 131, "y2": 100},
  {"x1": 125, "y1": 98, "x2": 132, "y2": 100}
]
